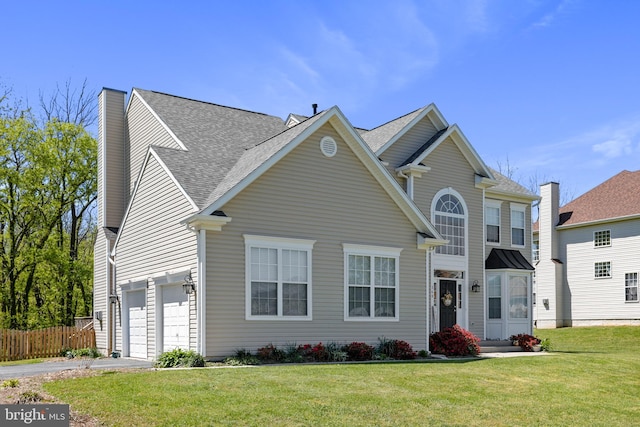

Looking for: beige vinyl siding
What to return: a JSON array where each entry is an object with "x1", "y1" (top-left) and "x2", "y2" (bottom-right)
[
  {"x1": 126, "y1": 93, "x2": 184, "y2": 195},
  {"x1": 93, "y1": 234, "x2": 109, "y2": 354},
  {"x1": 115, "y1": 154, "x2": 198, "y2": 357},
  {"x1": 204, "y1": 123, "x2": 428, "y2": 359},
  {"x1": 484, "y1": 198, "x2": 533, "y2": 263},
  {"x1": 101, "y1": 90, "x2": 127, "y2": 228},
  {"x1": 561, "y1": 219, "x2": 640, "y2": 323},
  {"x1": 379, "y1": 117, "x2": 438, "y2": 169},
  {"x1": 411, "y1": 136, "x2": 485, "y2": 337}
]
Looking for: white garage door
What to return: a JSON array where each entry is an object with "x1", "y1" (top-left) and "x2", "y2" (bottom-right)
[
  {"x1": 128, "y1": 290, "x2": 147, "y2": 359},
  {"x1": 162, "y1": 285, "x2": 189, "y2": 352}
]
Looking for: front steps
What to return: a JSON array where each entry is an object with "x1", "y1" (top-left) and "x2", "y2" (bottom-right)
[{"x1": 480, "y1": 340, "x2": 523, "y2": 353}]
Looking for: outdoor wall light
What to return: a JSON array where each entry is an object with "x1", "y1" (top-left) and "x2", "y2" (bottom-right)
[
  {"x1": 471, "y1": 280, "x2": 480, "y2": 293},
  {"x1": 183, "y1": 272, "x2": 196, "y2": 295},
  {"x1": 109, "y1": 294, "x2": 119, "y2": 304}
]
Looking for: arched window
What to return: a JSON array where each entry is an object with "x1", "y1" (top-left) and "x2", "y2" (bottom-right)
[{"x1": 433, "y1": 191, "x2": 466, "y2": 256}]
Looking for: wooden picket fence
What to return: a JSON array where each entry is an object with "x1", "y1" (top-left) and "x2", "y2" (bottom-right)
[{"x1": 0, "y1": 326, "x2": 96, "y2": 362}]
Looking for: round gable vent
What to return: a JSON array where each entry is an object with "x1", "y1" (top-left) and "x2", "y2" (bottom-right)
[{"x1": 320, "y1": 136, "x2": 337, "y2": 157}]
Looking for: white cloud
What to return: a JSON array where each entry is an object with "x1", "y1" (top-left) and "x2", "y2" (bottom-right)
[
  {"x1": 592, "y1": 138, "x2": 633, "y2": 159},
  {"x1": 530, "y1": 0, "x2": 577, "y2": 29}
]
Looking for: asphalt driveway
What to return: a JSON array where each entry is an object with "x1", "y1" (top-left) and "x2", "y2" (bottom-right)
[{"x1": 0, "y1": 357, "x2": 153, "y2": 380}]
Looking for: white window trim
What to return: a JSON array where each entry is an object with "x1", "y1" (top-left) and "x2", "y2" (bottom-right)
[
  {"x1": 244, "y1": 235, "x2": 316, "y2": 321},
  {"x1": 594, "y1": 261, "x2": 612, "y2": 279},
  {"x1": 343, "y1": 243, "x2": 402, "y2": 322},
  {"x1": 510, "y1": 203, "x2": 526, "y2": 248},
  {"x1": 593, "y1": 229, "x2": 611, "y2": 248},
  {"x1": 486, "y1": 200, "x2": 502, "y2": 246},
  {"x1": 624, "y1": 272, "x2": 638, "y2": 303}
]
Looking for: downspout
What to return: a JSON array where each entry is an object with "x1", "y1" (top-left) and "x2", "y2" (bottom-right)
[
  {"x1": 107, "y1": 252, "x2": 116, "y2": 356},
  {"x1": 481, "y1": 188, "x2": 487, "y2": 340},
  {"x1": 397, "y1": 170, "x2": 413, "y2": 200}
]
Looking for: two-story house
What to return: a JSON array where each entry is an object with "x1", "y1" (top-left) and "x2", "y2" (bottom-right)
[
  {"x1": 534, "y1": 171, "x2": 640, "y2": 328},
  {"x1": 94, "y1": 88, "x2": 538, "y2": 359}
]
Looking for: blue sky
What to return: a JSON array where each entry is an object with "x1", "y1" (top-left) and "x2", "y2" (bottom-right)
[{"x1": 4, "y1": 0, "x2": 639, "y2": 200}]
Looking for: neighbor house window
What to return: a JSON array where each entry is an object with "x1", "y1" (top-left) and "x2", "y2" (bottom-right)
[
  {"x1": 625, "y1": 273, "x2": 638, "y2": 302},
  {"x1": 486, "y1": 201, "x2": 501, "y2": 244},
  {"x1": 594, "y1": 230, "x2": 611, "y2": 247},
  {"x1": 510, "y1": 204, "x2": 526, "y2": 247},
  {"x1": 343, "y1": 244, "x2": 401, "y2": 320},
  {"x1": 244, "y1": 235, "x2": 315, "y2": 320},
  {"x1": 594, "y1": 261, "x2": 611, "y2": 279},
  {"x1": 433, "y1": 191, "x2": 466, "y2": 256},
  {"x1": 532, "y1": 240, "x2": 539, "y2": 262}
]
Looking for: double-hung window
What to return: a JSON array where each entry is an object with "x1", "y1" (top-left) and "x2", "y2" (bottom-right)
[
  {"x1": 486, "y1": 201, "x2": 501, "y2": 244},
  {"x1": 343, "y1": 244, "x2": 401, "y2": 320},
  {"x1": 244, "y1": 235, "x2": 315, "y2": 320},
  {"x1": 510, "y1": 204, "x2": 526, "y2": 247},
  {"x1": 625, "y1": 273, "x2": 638, "y2": 302}
]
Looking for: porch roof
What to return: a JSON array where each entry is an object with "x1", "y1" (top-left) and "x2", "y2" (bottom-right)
[{"x1": 485, "y1": 248, "x2": 534, "y2": 271}]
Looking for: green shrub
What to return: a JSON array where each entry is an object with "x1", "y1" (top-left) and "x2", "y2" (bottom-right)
[
  {"x1": 2, "y1": 379, "x2": 19, "y2": 388},
  {"x1": 540, "y1": 337, "x2": 552, "y2": 352},
  {"x1": 377, "y1": 337, "x2": 417, "y2": 360},
  {"x1": 155, "y1": 348, "x2": 205, "y2": 368},
  {"x1": 224, "y1": 349, "x2": 260, "y2": 366},
  {"x1": 16, "y1": 391, "x2": 42, "y2": 404},
  {"x1": 74, "y1": 348, "x2": 102, "y2": 358},
  {"x1": 64, "y1": 347, "x2": 101, "y2": 359}
]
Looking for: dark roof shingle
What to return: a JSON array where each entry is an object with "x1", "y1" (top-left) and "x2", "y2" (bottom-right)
[{"x1": 556, "y1": 170, "x2": 640, "y2": 226}]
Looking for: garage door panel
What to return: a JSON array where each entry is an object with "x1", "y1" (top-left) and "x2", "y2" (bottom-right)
[
  {"x1": 162, "y1": 285, "x2": 189, "y2": 352},
  {"x1": 128, "y1": 290, "x2": 147, "y2": 359}
]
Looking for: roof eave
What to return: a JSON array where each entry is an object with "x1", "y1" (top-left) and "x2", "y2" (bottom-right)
[
  {"x1": 556, "y1": 213, "x2": 640, "y2": 230},
  {"x1": 183, "y1": 213, "x2": 232, "y2": 231}
]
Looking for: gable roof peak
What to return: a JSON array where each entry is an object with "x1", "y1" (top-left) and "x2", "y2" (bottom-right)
[{"x1": 361, "y1": 103, "x2": 448, "y2": 154}]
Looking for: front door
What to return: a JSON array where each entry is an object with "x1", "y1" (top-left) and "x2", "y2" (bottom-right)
[{"x1": 439, "y1": 279, "x2": 457, "y2": 329}]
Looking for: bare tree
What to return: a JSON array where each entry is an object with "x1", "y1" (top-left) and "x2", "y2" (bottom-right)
[
  {"x1": 39, "y1": 78, "x2": 98, "y2": 128},
  {"x1": 495, "y1": 156, "x2": 519, "y2": 181}
]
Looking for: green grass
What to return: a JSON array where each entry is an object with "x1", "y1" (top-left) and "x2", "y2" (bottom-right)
[
  {"x1": 44, "y1": 326, "x2": 640, "y2": 426},
  {"x1": 0, "y1": 358, "x2": 46, "y2": 366}
]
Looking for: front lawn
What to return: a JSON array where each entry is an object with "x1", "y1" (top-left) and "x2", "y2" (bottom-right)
[{"x1": 44, "y1": 326, "x2": 640, "y2": 426}]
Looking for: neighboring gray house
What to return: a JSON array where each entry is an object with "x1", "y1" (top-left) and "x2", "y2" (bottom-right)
[
  {"x1": 534, "y1": 171, "x2": 640, "y2": 328},
  {"x1": 94, "y1": 88, "x2": 537, "y2": 359}
]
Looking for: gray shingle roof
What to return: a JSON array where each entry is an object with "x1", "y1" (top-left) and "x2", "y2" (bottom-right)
[
  {"x1": 360, "y1": 107, "x2": 426, "y2": 152},
  {"x1": 203, "y1": 110, "x2": 328, "y2": 208},
  {"x1": 488, "y1": 167, "x2": 538, "y2": 199},
  {"x1": 135, "y1": 89, "x2": 288, "y2": 208}
]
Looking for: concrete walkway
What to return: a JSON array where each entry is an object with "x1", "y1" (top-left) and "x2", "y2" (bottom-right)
[{"x1": 0, "y1": 357, "x2": 153, "y2": 380}]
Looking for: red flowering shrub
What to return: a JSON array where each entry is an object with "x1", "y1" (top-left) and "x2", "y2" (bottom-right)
[
  {"x1": 298, "y1": 342, "x2": 330, "y2": 362},
  {"x1": 378, "y1": 338, "x2": 417, "y2": 360},
  {"x1": 510, "y1": 334, "x2": 541, "y2": 352},
  {"x1": 343, "y1": 342, "x2": 374, "y2": 361},
  {"x1": 256, "y1": 344, "x2": 285, "y2": 362},
  {"x1": 429, "y1": 325, "x2": 480, "y2": 356}
]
